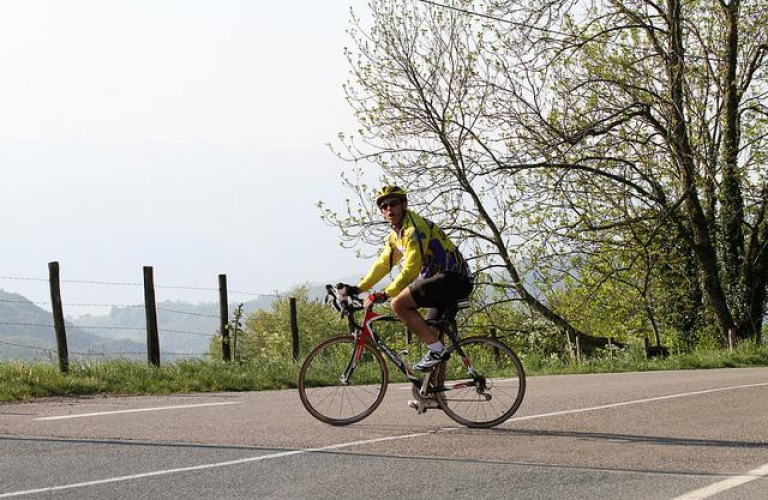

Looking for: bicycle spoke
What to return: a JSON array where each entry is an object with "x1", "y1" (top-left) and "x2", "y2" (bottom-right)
[
  {"x1": 437, "y1": 337, "x2": 526, "y2": 428},
  {"x1": 298, "y1": 336, "x2": 389, "y2": 426}
]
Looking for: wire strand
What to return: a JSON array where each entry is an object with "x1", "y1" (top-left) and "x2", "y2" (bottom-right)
[
  {"x1": 0, "y1": 275, "x2": 277, "y2": 297},
  {"x1": 418, "y1": 0, "x2": 565, "y2": 35},
  {"x1": 156, "y1": 307, "x2": 218, "y2": 319},
  {"x1": 0, "y1": 339, "x2": 55, "y2": 352},
  {"x1": 159, "y1": 329, "x2": 216, "y2": 337},
  {"x1": 0, "y1": 321, "x2": 54, "y2": 328}
]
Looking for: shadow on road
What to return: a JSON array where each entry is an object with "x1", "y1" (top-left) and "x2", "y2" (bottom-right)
[{"x1": 438, "y1": 427, "x2": 768, "y2": 449}]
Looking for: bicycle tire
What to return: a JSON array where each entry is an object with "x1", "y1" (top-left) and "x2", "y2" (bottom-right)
[
  {"x1": 298, "y1": 335, "x2": 389, "y2": 426},
  {"x1": 435, "y1": 336, "x2": 525, "y2": 428}
]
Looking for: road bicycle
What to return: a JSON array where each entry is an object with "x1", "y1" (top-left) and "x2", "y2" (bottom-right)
[{"x1": 297, "y1": 285, "x2": 526, "y2": 428}]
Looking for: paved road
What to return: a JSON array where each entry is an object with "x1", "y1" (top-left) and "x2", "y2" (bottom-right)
[{"x1": 1, "y1": 368, "x2": 767, "y2": 499}]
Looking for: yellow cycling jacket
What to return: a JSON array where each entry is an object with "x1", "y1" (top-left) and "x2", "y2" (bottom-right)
[{"x1": 357, "y1": 211, "x2": 471, "y2": 297}]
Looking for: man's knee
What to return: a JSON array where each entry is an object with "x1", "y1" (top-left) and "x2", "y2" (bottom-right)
[
  {"x1": 390, "y1": 295, "x2": 406, "y2": 317},
  {"x1": 390, "y1": 292, "x2": 416, "y2": 317}
]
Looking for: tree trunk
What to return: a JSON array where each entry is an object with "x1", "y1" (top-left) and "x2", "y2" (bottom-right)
[
  {"x1": 646, "y1": 305, "x2": 662, "y2": 347},
  {"x1": 667, "y1": 0, "x2": 735, "y2": 341},
  {"x1": 719, "y1": 0, "x2": 747, "y2": 329}
]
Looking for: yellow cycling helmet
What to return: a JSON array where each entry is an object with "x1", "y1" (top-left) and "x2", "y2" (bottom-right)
[{"x1": 376, "y1": 185, "x2": 407, "y2": 207}]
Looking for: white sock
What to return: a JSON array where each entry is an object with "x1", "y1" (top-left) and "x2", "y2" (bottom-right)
[{"x1": 427, "y1": 341, "x2": 445, "y2": 353}]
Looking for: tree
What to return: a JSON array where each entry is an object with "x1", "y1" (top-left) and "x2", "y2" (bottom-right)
[
  {"x1": 326, "y1": 0, "x2": 619, "y2": 354},
  {"x1": 326, "y1": 0, "x2": 768, "y2": 351},
  {"x1": 209, "y1": 287, "x2": 346, "y2": 361},
  {"x1": 484, "y1": 0, "x2": 768, "y2": 342}
]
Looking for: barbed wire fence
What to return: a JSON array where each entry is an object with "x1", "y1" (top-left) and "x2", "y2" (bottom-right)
[
  {"x1": 1, "y1": 264, "x2": 539, "y2": 375},
  {"x1": 0, "y1": 262, "x2": 282, "y2": 373}
]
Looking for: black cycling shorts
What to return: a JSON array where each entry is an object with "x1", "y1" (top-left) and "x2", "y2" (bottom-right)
[{"x1": 408, "y1": 272, "x2": 473, "y2": 321}]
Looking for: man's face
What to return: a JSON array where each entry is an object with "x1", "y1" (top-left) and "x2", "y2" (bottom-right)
[{"x1": 379, "y1": 197, "x2": 405, "y2": 226}]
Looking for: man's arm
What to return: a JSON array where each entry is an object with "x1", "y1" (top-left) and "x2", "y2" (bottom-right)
[
  {"x1": 357, "y1": 241, "x2": 401, "y2": 292},
  {"x1": 382, "y1": 229, "x2": 422, "y2": 297}
]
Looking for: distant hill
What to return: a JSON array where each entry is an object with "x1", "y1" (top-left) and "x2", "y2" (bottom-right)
[
  {"x1": 0, "y1": 289, "x2": 145, "y2": 362},
  {"x1": 70, "y1": 297, "x2": 273, "y2": 355},
  {"x1": 0, "y1": 275, "x2": 377, "y2": 363}
]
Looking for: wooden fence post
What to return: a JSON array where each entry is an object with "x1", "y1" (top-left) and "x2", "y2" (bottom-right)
[
  {"x1": 48, "y1": 262, "x2": 69, "y2": 374},
  {"x1": 728, "y1": 327, "x2": 736, "y2": 353},
  {"x1": 290, "y1": 297, "x2": 299, "y2": 361},
  {"x1": 219, "y1": 274, "x2": 231, "y2": 362},
  {"x1": 490, "y1": 327, "x2": 500, "y2": 362},
  {"x1": 566, "y1": 328, "x2": 578, "y2": 362},
  {"x1": 575, "y1": 332, "x2": 582, "y2": 364},
  {"x1": 143, "y1": 266, "x2": 160, "y2": 366},
  {"x1": 608, "y1": 337, "x2": 614, "y2": 359}
]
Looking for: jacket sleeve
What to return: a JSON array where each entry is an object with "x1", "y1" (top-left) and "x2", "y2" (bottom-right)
[
  {"x1": 357, "y1": 239, "x2": 402, "y2": 292},
  {"x1": 382, "y1": 228, "x2": 422, "y2": 297}
]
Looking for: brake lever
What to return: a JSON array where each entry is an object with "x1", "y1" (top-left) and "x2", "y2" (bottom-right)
[{"x1": 325, "y1": 288, "x2": 342, "y2": 313}]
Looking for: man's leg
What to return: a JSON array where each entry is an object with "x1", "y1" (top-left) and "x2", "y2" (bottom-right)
[{"x1": 390, "y1": 288, "x2": 439, "y2": 344}]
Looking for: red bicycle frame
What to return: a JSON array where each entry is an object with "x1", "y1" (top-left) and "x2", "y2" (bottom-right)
[{"x1": 345, "y1": 305, "x2": 476, "y2": 390}]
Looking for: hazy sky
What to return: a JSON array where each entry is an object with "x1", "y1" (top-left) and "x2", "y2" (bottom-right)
[{"x1": 0, "y1": 0, "x2": 378, "y2": 313}]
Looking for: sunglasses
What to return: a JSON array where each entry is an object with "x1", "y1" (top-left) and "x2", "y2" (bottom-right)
[{"x1": 378, "y1": 200, "x2": 402, "y2": 210}]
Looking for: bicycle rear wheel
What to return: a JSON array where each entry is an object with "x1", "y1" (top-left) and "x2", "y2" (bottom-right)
[
  {"x1": 298, "y1": 335, "x2": 388, "y2": 425},
  {"x1": 435, "y1": 336, "x2": 525, "y2": 428}
]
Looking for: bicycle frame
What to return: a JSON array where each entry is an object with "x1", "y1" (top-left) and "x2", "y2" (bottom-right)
[
  {"x1": 302, "y1": 286, "x2": 525, "y2": 428},
  {"x1": 341, "y1": 305, "x2": 478, "y2": 394}
]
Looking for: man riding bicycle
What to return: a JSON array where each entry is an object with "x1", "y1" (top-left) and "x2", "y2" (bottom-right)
[{"x1": 341, "y1": 185, "x2": 473, "y2": 372}]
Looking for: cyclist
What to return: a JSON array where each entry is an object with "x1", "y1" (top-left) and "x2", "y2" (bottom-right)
[{"x1": 341, "y1": 185, "x2": 473, "y2": 372}]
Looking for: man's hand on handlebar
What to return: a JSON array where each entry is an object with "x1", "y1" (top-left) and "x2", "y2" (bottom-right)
[
  {"x1": 335, "y1": 283, "x2": 361, "y2": 299},
  {"x1": 364, "y1": 291, "x2": 388, "y2": 309},
  {"x1": 331, "y1": 283, "x2": 388, "y2": 309}
]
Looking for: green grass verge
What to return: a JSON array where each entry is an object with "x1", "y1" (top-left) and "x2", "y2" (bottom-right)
[
  {"x1": 520, "y1": 342, "x2": 768, "y2": 375},
  {"x1": 2, "y1": 343, "x2": 767, "y2": 403},
  {"x1": 0, "y1": 358, "x2": 299, "y2": 403}
]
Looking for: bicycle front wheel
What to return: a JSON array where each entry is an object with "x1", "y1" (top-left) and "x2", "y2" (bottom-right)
[
  {"x1": 298, "y1": 335, "x2": 388, "y2": 426},
  {"x1": 435, "y1": 336, "x2": 525, "y2": 428}
]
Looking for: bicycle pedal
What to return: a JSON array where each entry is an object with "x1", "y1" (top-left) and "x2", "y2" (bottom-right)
[
  {"x1": 407, "y1": 399, "x2": 428, "y2": 414},
  {"x1": 407, "y1": 398, "x2": 439, "y2": 414}
]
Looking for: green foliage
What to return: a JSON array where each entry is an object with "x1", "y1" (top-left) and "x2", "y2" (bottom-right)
[
  {"x1": 210, "y1": 286, "x2": 348, "y2": 361},
  {"x1": 550, "y1": 278, "x2": 648, "y2": 344},
  {"x1": 466, "y1": 298, "x2": 563, "y2": 359},
  {"x1": 330, "y1": 0, "x2": 768, "y2": 355},
  {"x1": 227, "y1": 303, "x2": 245, "y2": 362}
]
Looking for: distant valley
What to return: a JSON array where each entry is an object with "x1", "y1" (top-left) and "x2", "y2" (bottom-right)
[
  {"x1": 0, "y1": 289, "x2": 272, "y2": 362},
  {"x1": 0, "y1": 280, "x2": 353, "y2": 362}
]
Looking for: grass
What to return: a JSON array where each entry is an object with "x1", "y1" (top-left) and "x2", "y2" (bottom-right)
[
  {"x1": 0, "y1": 358, "x2": 299, "y2": 403},
  {"x1": 2, "y1": 343, "x2": 768, "y2": 403},
  {"x1": 520, "y1": 342, "x2": 768, "y2": 375}
]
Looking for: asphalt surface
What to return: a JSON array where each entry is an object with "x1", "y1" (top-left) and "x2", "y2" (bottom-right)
[{"x1": 1, "y1": 367, "x2": 767, "y2": 499}]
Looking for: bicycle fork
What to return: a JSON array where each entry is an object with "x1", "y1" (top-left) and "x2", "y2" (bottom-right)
[{"x1": 339, "y1": 332, "x2": 366, "y2": 385}]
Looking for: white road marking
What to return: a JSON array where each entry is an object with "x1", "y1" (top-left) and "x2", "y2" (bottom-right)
[
  {"x1": 402, "y1": 381, "x2": 768, "y2": 424},
  {"x1": 5, "y1": 381, "x2": 767, "y2": 497},
  {"x1": 34, "y1": 402, "x2": 241, "y2": 421},
  {"x1": 508, "y1": 382, "x2": 768, "y2": 422},
  {"x1": 669, "y1": 462, "x2": 768, "y2": 500},
  {"x1": 0, "y1": 431, "x2": 435, "y2": 498}
]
